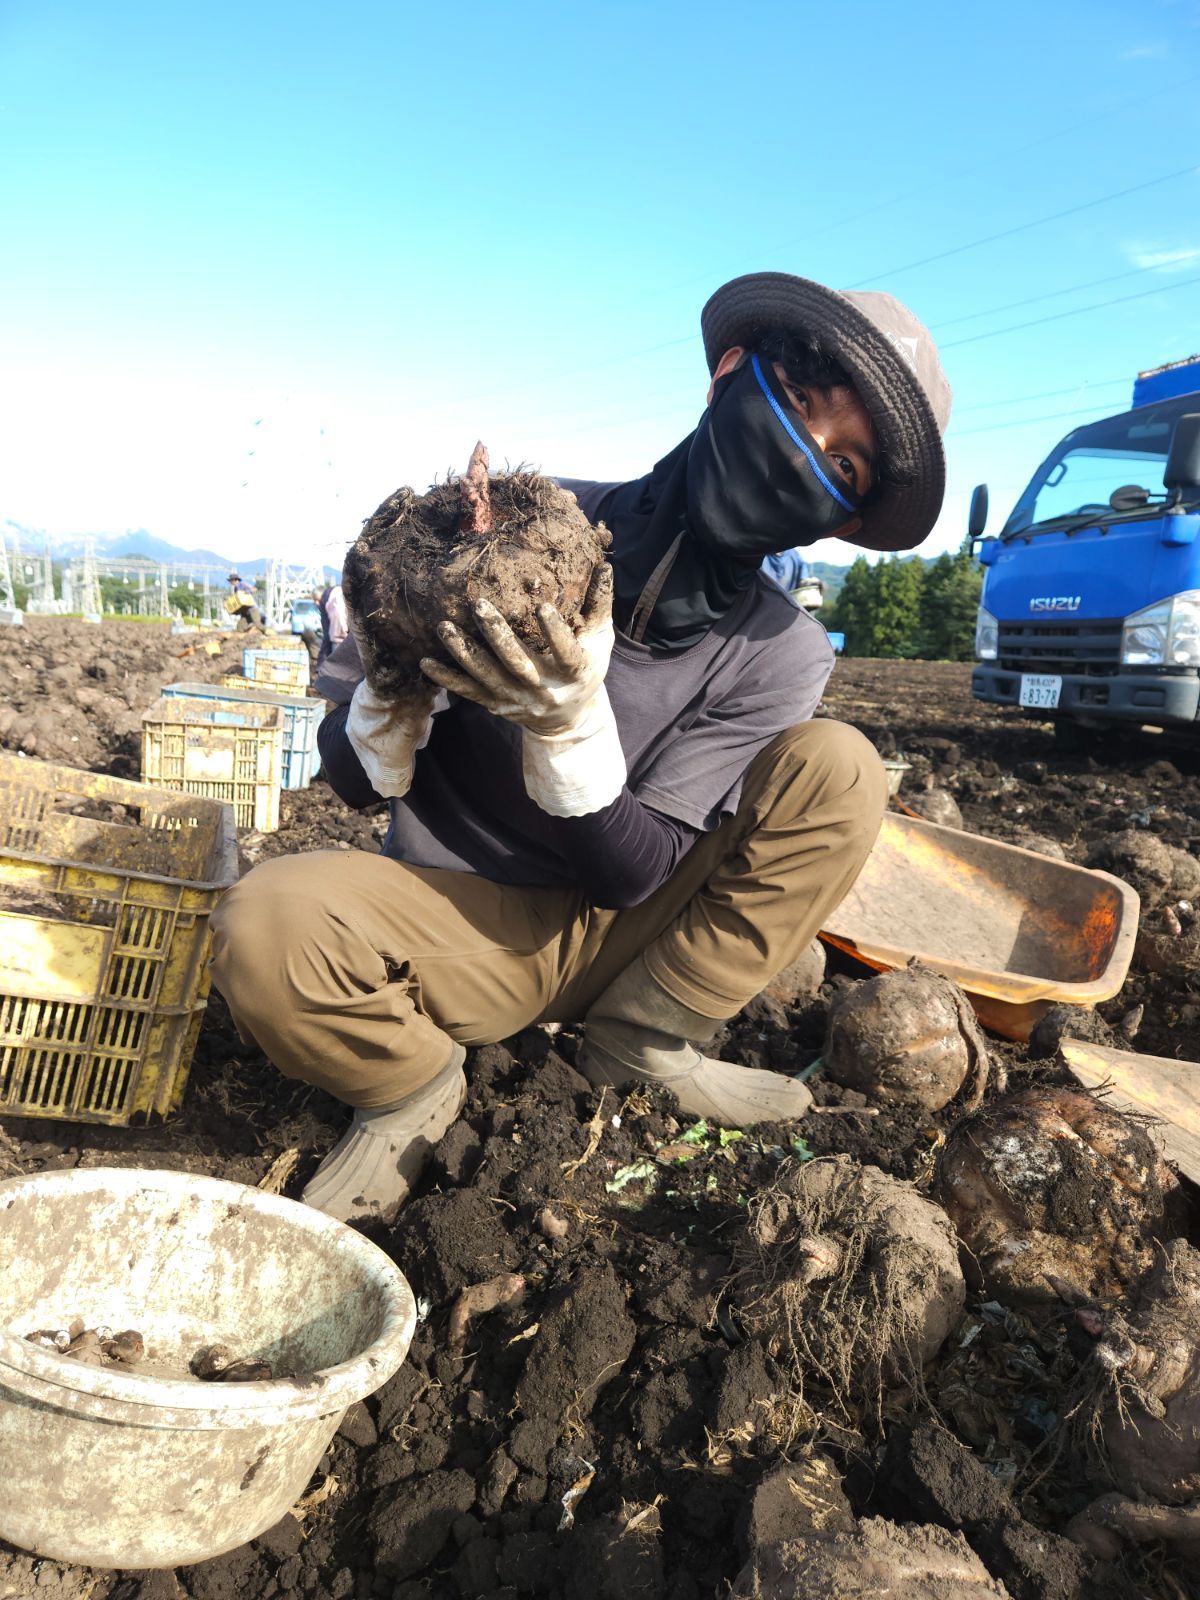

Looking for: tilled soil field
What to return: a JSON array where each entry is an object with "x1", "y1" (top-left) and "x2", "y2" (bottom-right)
[{"x1": 1, "y1": 626, "x2": 1199, "y2": 1600}]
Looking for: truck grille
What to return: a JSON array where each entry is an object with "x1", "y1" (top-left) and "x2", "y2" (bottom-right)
[{"x1": 998, "y1": 619, "x2": 1122, "y2": 675}]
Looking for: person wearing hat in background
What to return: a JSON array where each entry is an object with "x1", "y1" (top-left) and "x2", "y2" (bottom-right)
[
  {"x1": 223, "y1": 573, "x2": 265, "y2": 631},
  {"x1": 210, "y1": 271, "x2": 953, "y2": 1224}
]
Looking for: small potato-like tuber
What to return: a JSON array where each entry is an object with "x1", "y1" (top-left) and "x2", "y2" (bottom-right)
[
  {"x1": 732, "y1": 1158, "x2": 965, "y2": 1427},
  {"x1": 447, "y1": 1272, "x2": 526, "y2": 1356},
  {"x1": 1067, "y1": 1491, "x2": 1200, "y2": 1561},
  {"x1": 824, "y1": 964, "x2": 994, "y2": 1113},
  {"x1": 1092, "y1": 1239, "x2": 1200, "y2": 1506},
  {"x1": 191, "y1": 1343, "x2": 236, "y2": 1379},
  {"x1": 903, "y1": 787, "x2": 963, "y2": 829},
  {"x1": 935, "y1": 1087, "x2": 1179, "y2": 1306},
  {"x1": 731, "y1": 1517, "x2": 1008, "y2": 1598},
  {"x1": 104, "y1": 1328, "x2": 145, "y2": 1365}
]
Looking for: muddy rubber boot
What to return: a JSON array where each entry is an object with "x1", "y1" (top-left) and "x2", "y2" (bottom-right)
[
  {"x1": 300, "y1": 1044, "x2": 467, "y2": 1224},
  {"x1": 578, "y1": 955, "x2": 812, "y2": 1127}
]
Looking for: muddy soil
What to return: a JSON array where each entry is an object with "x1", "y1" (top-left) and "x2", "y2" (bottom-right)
[
  {"x1": 343, "y1": 462, "x2": 609, "y2": 696},
  {"x1": 1, "y1": 639, "x2": 1198, "y2": 1600},
  {"x1": 0, "y1": 618, "x2": 251, "y2": 775}
]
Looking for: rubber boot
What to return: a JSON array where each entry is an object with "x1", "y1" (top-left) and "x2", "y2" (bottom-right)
[
  {"x1": 301, "y1": 1043, "x2": 467, "y2": 1224},
  {"x1": 578, "y1": 955, "x2": 811, "y2": 1126}
]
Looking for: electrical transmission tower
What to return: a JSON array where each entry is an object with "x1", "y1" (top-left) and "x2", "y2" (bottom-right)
[
  {"x1": 263, "y1": 559, "x2": 326, "y2": 628},
  {"x1": 78, "y1": 536, "x2": 103, "y2": 618},
  {"x1": 0, "y1": 532, "x2": 14, "y2": 607}
]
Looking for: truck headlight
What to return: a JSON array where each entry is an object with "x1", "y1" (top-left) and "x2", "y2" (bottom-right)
[
  {"x1": 975, "y1": 607, "x2": 998, "y2": 661},
  {"x1": 1121, "y1": 591, "x2": 1200, "y2": 667}
]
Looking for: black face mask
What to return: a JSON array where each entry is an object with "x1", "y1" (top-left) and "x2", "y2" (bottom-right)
[{"x1": 686, "y1": 352, "x2": 861, "y2": 556}]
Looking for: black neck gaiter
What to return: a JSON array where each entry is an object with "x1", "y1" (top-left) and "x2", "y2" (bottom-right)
[{"x1": 603, "y1": 354, "x2": 861, "y2": 650}]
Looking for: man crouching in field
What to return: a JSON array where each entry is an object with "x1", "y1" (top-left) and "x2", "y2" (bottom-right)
[{"x1": 210, "y1": 271, "x2": 952, "y2": 1223}]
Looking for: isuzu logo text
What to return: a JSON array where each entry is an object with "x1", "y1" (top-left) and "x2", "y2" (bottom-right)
[{"x1": 1029, "y1": 596, "x2": 1081, "y2": 612}]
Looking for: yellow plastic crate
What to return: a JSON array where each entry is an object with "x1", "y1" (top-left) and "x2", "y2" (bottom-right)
[
  {"x1": 0, "y1": 751, "x2": 238, "y2": 1126},
  {"x1": 141, "y1": 696, "x2": 285, "y2": 833}
]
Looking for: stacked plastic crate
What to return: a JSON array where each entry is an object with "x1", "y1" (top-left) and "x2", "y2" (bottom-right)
[
  {"x1": 0, "y1": 753, "x2": 237, "y2": 1124},
  {"x1": 162, "y1": 681, "x2": 321, "y2": 791},
  {"x1": 141, "y1": 695, "x2": 286, "y2": 831}
]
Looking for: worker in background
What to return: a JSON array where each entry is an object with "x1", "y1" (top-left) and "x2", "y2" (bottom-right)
[
  {"x1": 316, "y1": 580, "x2": 349, "y2": 668},
  {"x1": 211, "y1": 271, "x2": 952, "y2": 1225},
  {"x1": 223, "y1": 573, "x2": 265, "y2": 631}
]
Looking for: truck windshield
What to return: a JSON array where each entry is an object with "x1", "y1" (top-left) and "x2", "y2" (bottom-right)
[{"x1": 1002, "y1": 391, "x2": 1199, "y2": 536}]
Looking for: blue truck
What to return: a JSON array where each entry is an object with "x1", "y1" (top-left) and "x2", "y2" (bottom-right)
[{"x1": 970, "y1": 355, "x2": 1200, "y2": 739}]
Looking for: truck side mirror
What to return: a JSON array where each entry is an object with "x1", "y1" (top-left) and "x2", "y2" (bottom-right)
[
  {"x1": 967, "y1": 484, "x2": 989, "y2": 540},
  {"x1": 1164, "y1": 413, "x2": 1200, "y2": 494}
]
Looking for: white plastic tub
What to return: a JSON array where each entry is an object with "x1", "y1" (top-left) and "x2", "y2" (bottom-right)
[{"x1": 0, "y1": 1167, "x2": 417, "y2": 1569}]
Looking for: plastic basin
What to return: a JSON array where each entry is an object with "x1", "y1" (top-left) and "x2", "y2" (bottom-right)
[{"x1": 0, "y1": 1168, "x2": 417, "y2": 1569}]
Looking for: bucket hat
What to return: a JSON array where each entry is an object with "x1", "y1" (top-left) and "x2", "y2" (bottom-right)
[{"x1": 701, "y1": 272, "x2": 952, "y2": 551}]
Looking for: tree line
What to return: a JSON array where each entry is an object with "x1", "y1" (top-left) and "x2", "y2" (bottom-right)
[{"x1": 826, "y1": 546, "x2": 983, "y2": 660}]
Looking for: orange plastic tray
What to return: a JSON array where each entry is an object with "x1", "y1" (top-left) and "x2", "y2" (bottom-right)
[{"x1": 820, "y1": 813, "x2": 1140, "y2": 1041}]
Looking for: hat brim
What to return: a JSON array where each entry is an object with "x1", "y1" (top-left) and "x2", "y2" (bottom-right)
[{"x1": 701, "y1": 273, "x2": 945, "y2": 552}]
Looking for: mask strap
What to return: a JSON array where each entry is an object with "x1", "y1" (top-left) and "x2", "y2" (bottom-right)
[{"x1": 628, "y1": 532, "x2": 685, "y2": 643}]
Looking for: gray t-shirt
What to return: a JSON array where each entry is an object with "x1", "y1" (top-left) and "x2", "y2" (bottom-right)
[{"x1": 317, "y1": 482, "x2": 834, "y2": 888}]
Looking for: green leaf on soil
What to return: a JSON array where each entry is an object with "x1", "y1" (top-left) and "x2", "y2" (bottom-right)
[
  {"x1": 718, "y1": 1127, "x2": 744, "y2": 1148},
  {"x1": 605, "y1": 1160, "x2": 658, "y2": 1194},
  {"x1": 678, "y1": 1119, "x2": 710, "y2": 1146},
  {"x1": 791, "y1": 1136, "x2": 814, "y2": 1163}
]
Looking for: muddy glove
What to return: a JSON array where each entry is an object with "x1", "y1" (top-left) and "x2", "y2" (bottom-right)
[
  {"x1": 345, "y1": 679, "x2": 447, "y2": 799},
  {"x1": 420, "y1": 564, "x2": 625, "y2": 817}
]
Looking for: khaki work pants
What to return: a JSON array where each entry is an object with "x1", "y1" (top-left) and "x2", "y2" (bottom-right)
[{"x1": 208, "y1": 720, "x2": 887, "y2": 1108}]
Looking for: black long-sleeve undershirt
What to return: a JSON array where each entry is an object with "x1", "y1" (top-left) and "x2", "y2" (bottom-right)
[{"x1": 317, "y1": 702, "x2": 698, "y2": 909}]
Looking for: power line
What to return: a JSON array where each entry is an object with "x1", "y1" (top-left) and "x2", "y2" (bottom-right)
[
  {"x1": 658, "y1": 70, "x2": 1200, "y2": 300},
  {"x1": 429, "y1": 169, "x2": 1198, "y2": 413},
  {"x1": 939, "y1": 271, "x2": 1200, "y2": 349},
  {"x1": 948, "y1": 402, "x2": 1118, "y2": 439},
  {"x1": 846, "y1": 161, "x2": 1199, "y2": 289},
  {"x1": 955, "y1": 377, "x2": 1129, "y2": 413},
  {"x1": 930, "y1": 258, "x2": 1195, "y2": 331}
]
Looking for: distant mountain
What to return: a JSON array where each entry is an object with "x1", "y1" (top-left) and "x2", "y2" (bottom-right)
[{"x1": 1, "y1": 522, "x2": 334, "y2": 579}]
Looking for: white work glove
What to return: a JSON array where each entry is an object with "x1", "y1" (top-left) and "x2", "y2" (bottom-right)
[
  {"x1": 345, "y1": 679, "x2": 448, "y2": 800},
  {"x1": 420, "y1": 564, "x2": 625, "y2": 817}
]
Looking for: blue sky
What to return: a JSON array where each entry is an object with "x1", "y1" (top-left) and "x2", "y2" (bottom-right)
[{"x1": 2, "y1": 0, "x2": 1199, "y2": 567}]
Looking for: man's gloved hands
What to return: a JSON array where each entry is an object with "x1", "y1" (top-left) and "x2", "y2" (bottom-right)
[
  {"x1": 420, "y1": 564, "x2": 626, "y2": 817},
  {"x1": 345, "y1": 678, "x2": 447, "y2": 800}
]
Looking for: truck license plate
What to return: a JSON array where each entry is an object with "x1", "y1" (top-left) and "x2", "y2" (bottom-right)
[{"x1": 1019, "y1": 674, "x2": 1062, "y2": 710}]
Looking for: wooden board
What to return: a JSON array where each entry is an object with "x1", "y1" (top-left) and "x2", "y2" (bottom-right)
[{"x1": 1062, "y1": 1037, "x2": 1200, "y2": 1184}]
